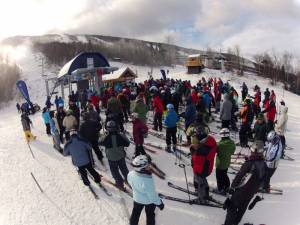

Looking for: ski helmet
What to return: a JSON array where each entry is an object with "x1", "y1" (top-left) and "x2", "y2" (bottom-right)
[
  {"x1": 131, "y1": 113, "x2": 139, "y2": 119},
  {"x1": 220, "y1": 128, "x2": 230, "y2": 138},
  {"x1": 132, "y1": 155, "x2": 149, "y2": 172},
  {"x1": 267, "y1": 130, "x2": 276, "y2": 142},
  {"x1": 70, "y1": 129, "x2": 78, "y2": 136},
  {"x1": 166, "y1": 104, "x2": 174, "y2": 110},
  {"x1": 250, "y1": 143, "x2": 264, "y2": 154},
  {"x1": 106, "y1": 120, "x2": 118, "y2": 132}
]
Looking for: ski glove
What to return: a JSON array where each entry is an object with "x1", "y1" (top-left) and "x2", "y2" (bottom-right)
[{"x1": 157, "y1": 200, "x2": 164, "y2": 210}]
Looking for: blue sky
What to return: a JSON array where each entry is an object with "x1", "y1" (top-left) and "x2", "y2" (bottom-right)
[{"x1": 1, "y1": 0, "x2": 300, "y2": 58}]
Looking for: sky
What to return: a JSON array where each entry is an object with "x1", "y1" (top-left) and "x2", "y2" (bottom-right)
[{"x1": 1, "y1": 0, "x2": 300, "y2": 57}]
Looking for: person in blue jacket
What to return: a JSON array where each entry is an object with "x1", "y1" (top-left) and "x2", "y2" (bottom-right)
[
  {"x1": 164, "y1": 103, "x2": 179, "y2": 152},
  {"x1": 63, "y1": 130, "x2": 101, "y2": 186},
  {"x1": 183, "y1": 96, "x2": 196, "y2": 145},
  {"x1": 127, "y1": 155, "x2": 164, "y2": 225},
  {"x1": 42, "y1": 107, "x2": 51, "y2": 135},
  {"x1": 49, "y1": 111, "x2": 62, "y2": 152}
]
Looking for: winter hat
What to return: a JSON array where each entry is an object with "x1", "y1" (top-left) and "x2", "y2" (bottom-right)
[
  {"x1": 166, "y1": 104, "x2": 174, "y2": 110},
  {"x1": 257, "y1": 113, "x2": 264, "y2": 120}
]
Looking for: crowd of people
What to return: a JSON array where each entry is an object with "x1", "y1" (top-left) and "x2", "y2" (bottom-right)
[{"x1": 20, "y1": 75, "x2": 289, "y2": 225}]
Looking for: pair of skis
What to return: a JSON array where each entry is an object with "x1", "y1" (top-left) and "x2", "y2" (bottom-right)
[{"x1": 160, "y1": 182, "x2": 223, "y2": 208}]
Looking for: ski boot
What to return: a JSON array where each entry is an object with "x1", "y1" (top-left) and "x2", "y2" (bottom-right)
[
  {"x1": 172, "y1": 145, "x2": 177, "y2": 152},
  {"x1": 165, "y1": 145, "x2": 172, "y2": 153}
]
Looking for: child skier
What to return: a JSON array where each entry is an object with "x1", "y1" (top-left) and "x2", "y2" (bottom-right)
[
  {"x1": 132, "y1": 113, "x2": 148, "y2": 157},
  {"x1": 164, "y1": 103, "x2": 179, "y2": 152},
  {"x1": 127, "y1": 155, "x2": 164, "y2": 225}
]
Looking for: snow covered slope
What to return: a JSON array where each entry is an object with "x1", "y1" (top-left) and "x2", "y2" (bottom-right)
[{"x1": 0, "y1": 45, "x2": 299, "y2": 225}]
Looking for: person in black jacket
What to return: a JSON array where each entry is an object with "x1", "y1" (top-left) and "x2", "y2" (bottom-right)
[
  {"x1": 223, "y1": 143, "x2": 266, "y2": 225},
  {"x1": 99, "y1": 121, "x2": 130, "y2": 190},
  {"x1": 79, "y1": 113, "x2": 103, "y2": 162}
]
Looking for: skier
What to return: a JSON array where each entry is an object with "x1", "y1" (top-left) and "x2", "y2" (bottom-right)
[
  {"x1": 215, "y1": 128, "x2": 236, "y2": 194},
  {"x1": 56, "y1": 106, "x2": 66, "y2": 143},
  {"x1": 85, "y1": 105, "x2": 101, "y2": 123},
  {"x1": 128, "y1": 155, "x2": 164, "y2": 225},
  {"x1": 63, "y1": 130, "x2": 101, "y2": 186},
  {"x1": 106, "y1": 94, "x2": 124, "y2": 132},
  {"x1": 117, "y1": 89, "x2": 131, "y2": 122},
  {"x1": 253, "y1": 113, "x2": 267, "y2": 147},
  {"x1": 133, "y1": 94, "x2": 148, "y2": 123},
  {"x1": 190, "y1": 126, "x2": 217, "y2": 203},
  {"x1": 183, "y1": 96, "x2": 197, "y2": 146},
  {"x1": 79, "y1": 113, "x2": 103, "y2": 163},
  {"x1": 262, "y1": 98, "x2": 276, "y2": 133},
  {"x1": 238, "y1": 98, "x2": 253, "y2": 147},
  {"x1": 223, "y1": 143, "x2": 266, "y2": 225},
  {"x1": 21, "y1": 112, "x2": 36, "y2": 142},
  {"x1": 132, "y1": 113, "x2": 148, "y2": 157},
  {"x1": 220, "y1": 93, "x2": 232, "y2": 129},
  {"x1": 16, "y1": 103, "x2": 21, "y2": 113},
  {"x1": 275, "y1": 100, "x2": 288, "y2": 158},
  {"x1": 63, "y1": 110, "x2": 78, "y2": 141},
  {"x1": 99, "y1": 121, "x2": 130, "y2": 190},
  {"x1": 152, "y1": 91, "x2": 164, "y2": 132},
  {"x1": 45, "y1": 96, "x2": 53, "y2": 109},
  {"x1": 164, "y1": 103, "x2": 179, "y2": 152},
  {"x1": 42, "y1": 107, "x2": 51, "y2": 135},
  {"x1": 49, "y1": 111, "x2": 62, "y2": 152},
  {"x1": 241, "y1": 82, "x2": 248, "y2": 101},
  {"x1": 263, "y1": 131, "x2": 283, "y2": 192}
]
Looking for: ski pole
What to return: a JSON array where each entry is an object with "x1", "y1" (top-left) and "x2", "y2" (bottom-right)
[{"x1": 179, "y1": 164, "x2": 191, "y2": 202}]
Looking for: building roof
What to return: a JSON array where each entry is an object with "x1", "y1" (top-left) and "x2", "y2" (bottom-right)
[
  {"x1": 188, "y1": 54, "x2": 201, "y2": 58},
  {"x1": 102, "y1": 67, "x2": 137, "y2": 82},
  {"x1": 58, "y1": 52, "x2": 110, "y2": 79}
]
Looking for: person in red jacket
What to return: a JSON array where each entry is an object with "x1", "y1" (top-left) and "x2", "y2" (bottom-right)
[
  {"x1": 90, "y1": 93, "x2": 100, "y2": 114},
  {"x1": 190, "y1": 126, "x2": 217, "y2": 203},
  {"x1": 152, "y1": 93, "x2": 163, "y2": 131},
  {"x1": 191, "y1": 89, "x2": 199, "y2": 104},
  {"x1": 132, "y1": 113, "x2": 148, "y2": 157},
  {"x1": 262, "y1": 99, "x2": 276, "y2": 132}
]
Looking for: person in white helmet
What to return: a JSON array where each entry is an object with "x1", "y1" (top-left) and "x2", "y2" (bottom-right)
[
  {"x1": 215, "y1": 128, "x2": 236, "y2": 194},
  {"x1": 127, "y1": 155, "x2": 164, "y2": 225},
  {"x1": 263, "y1": 130, "x2": 283, "y2": 192}
]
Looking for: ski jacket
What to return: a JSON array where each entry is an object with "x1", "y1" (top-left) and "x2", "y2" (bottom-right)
[
  {"x1": 275, "y1": 106, "x2": 288, "y2": 135},
  {"x1": 152, "y1": 95, "x2": 164, "y2": 113},
  {"x1": 56, "y1": 110, "x2": 66, "y2": 129},
  {"x1": 63, "y1": 114, "x2": 78, "y2": 132},
  {"x1": 220, "y1": 96, "x2": 232, "y2": 121},
  {"x1": 107, "y1": 97, "x2": 122, "y2": 114},
  {"x1": 63, "y1": 135, "x2": 93, "y2": 167},
  {"x1": 240, "y1": 105, "x2": 253, "y2": 124},
  {"x1": 127, "y1": 171, "x2": 162, "y2": 205},
  {"x1": 90, "y1": 95, "x2": 100, "y2": 108},
  {"x1": 99, "y1": 132, "x2": 130, "y2": 161},
  {"x1": 79, "y1": 119, "x2": 101, "y2": 142},
  {"x1": 42, "y1": 111, "x2": 50, "y2": 124},
  {"x1": 191, "y1": 91, "x2": 199, "y2": 104},
  {"x1": 133, "y1": 99, "x2": 148, "y2": 122},
  {"x1": 117, "y1": 93, "x2": 130, "y2": 108},
  {"x1": 202, "y1": 92, "x2": 211, "y2": 108},
  {"x1": 184, "y1": 101, "x2": 196, "y2": 128},
  {"x1": 265, "y1": 136, "x2": 283, "y2": 169},
  {"x1": 191, "y1": 135, "x2": 217, "y2": 177},
  {"x1": 253, "y1": 121, "x2": 267, "y2": 142},
  {"x1": 262, "y1": 100, "x2": 276, "y2": 122},
  {"x1": 230, "y1": 156, "x2": 266, "y2": 205},
  {"x1": 132, "y1": 118, "x2": 148, "y2": 145},
  {"x1": 86, "y1": 110, "x2": 101, "y2": 123},
  {"x1": 216, "y1": 138, "x2": 236, "y2": 170},
  {"x1": 164, "y1": 109, "x2": 179, "y2": 128}
]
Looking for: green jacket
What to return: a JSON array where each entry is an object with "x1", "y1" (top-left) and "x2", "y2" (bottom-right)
[
  {"x1": 253, "y1": 122, "x2": 267, "y2": 142},
  {"x1": 107, "y1": 97, "x2": 122, "y2": 114},
  {"x1": 216, "y1": 138, "x2": 236, "y2": 170},
  {"x1": 133, "y1": 100, "x2": 148, "y2": 122}
]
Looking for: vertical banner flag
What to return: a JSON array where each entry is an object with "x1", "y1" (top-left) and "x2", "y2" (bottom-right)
[{"x1": 16, "y1": 80, "x2": 31, "y2": 103}]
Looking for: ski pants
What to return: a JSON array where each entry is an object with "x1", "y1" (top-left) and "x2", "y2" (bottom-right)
[
  {"x1": 239, "y1": 123, "x2": 250, "y2": 147},
  {"x1": 78, "y1": 163, "x2": 101, "y2": 186},
  {"x1": 166, "y1": 127, "x2": 177, "y2": 146},
  {"x1": 194, "y1": 175, "x2": 209, "y2": 200},
  {"x1": 216, "y1": 168, "x2": 230, "y2": 192},
  {"x1": 224, "y1": 197, "x2": 250, "y2": 225},
  {"x1": 266, "y1": 119, "x2": 274, "y2": 133},
  {"x1": 153, "y1": 112, "x2": 162, "y2": 131},
  {"x1": 130, "y1": 201, "x2": 156, "y2": 225},
  {"x1": 108, "y1": 158, "x2": 129, "y2": 188},
  {"x1": 135, "y1": 144, "x2": 146, "y2": 157},
  {"x1": 52, "y1": 132, "x2": 61, "y2": 150},
  {"x1": 221, "y1": 120, "x2": 230, "y2": 129},
  {"x1": 90, "y1": 140, "x2": 103, "y2": 161},
  {"x1": 45, "y1": 123, "x2": 51, "y2": 135},
  {"x1": 264, "y1": 167, "x2": 276, "y2": 190}
]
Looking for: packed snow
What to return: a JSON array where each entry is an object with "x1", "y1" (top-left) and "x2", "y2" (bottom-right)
[{"x1": 0, "y1": 45, "x2": 300, "y2": 225}]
